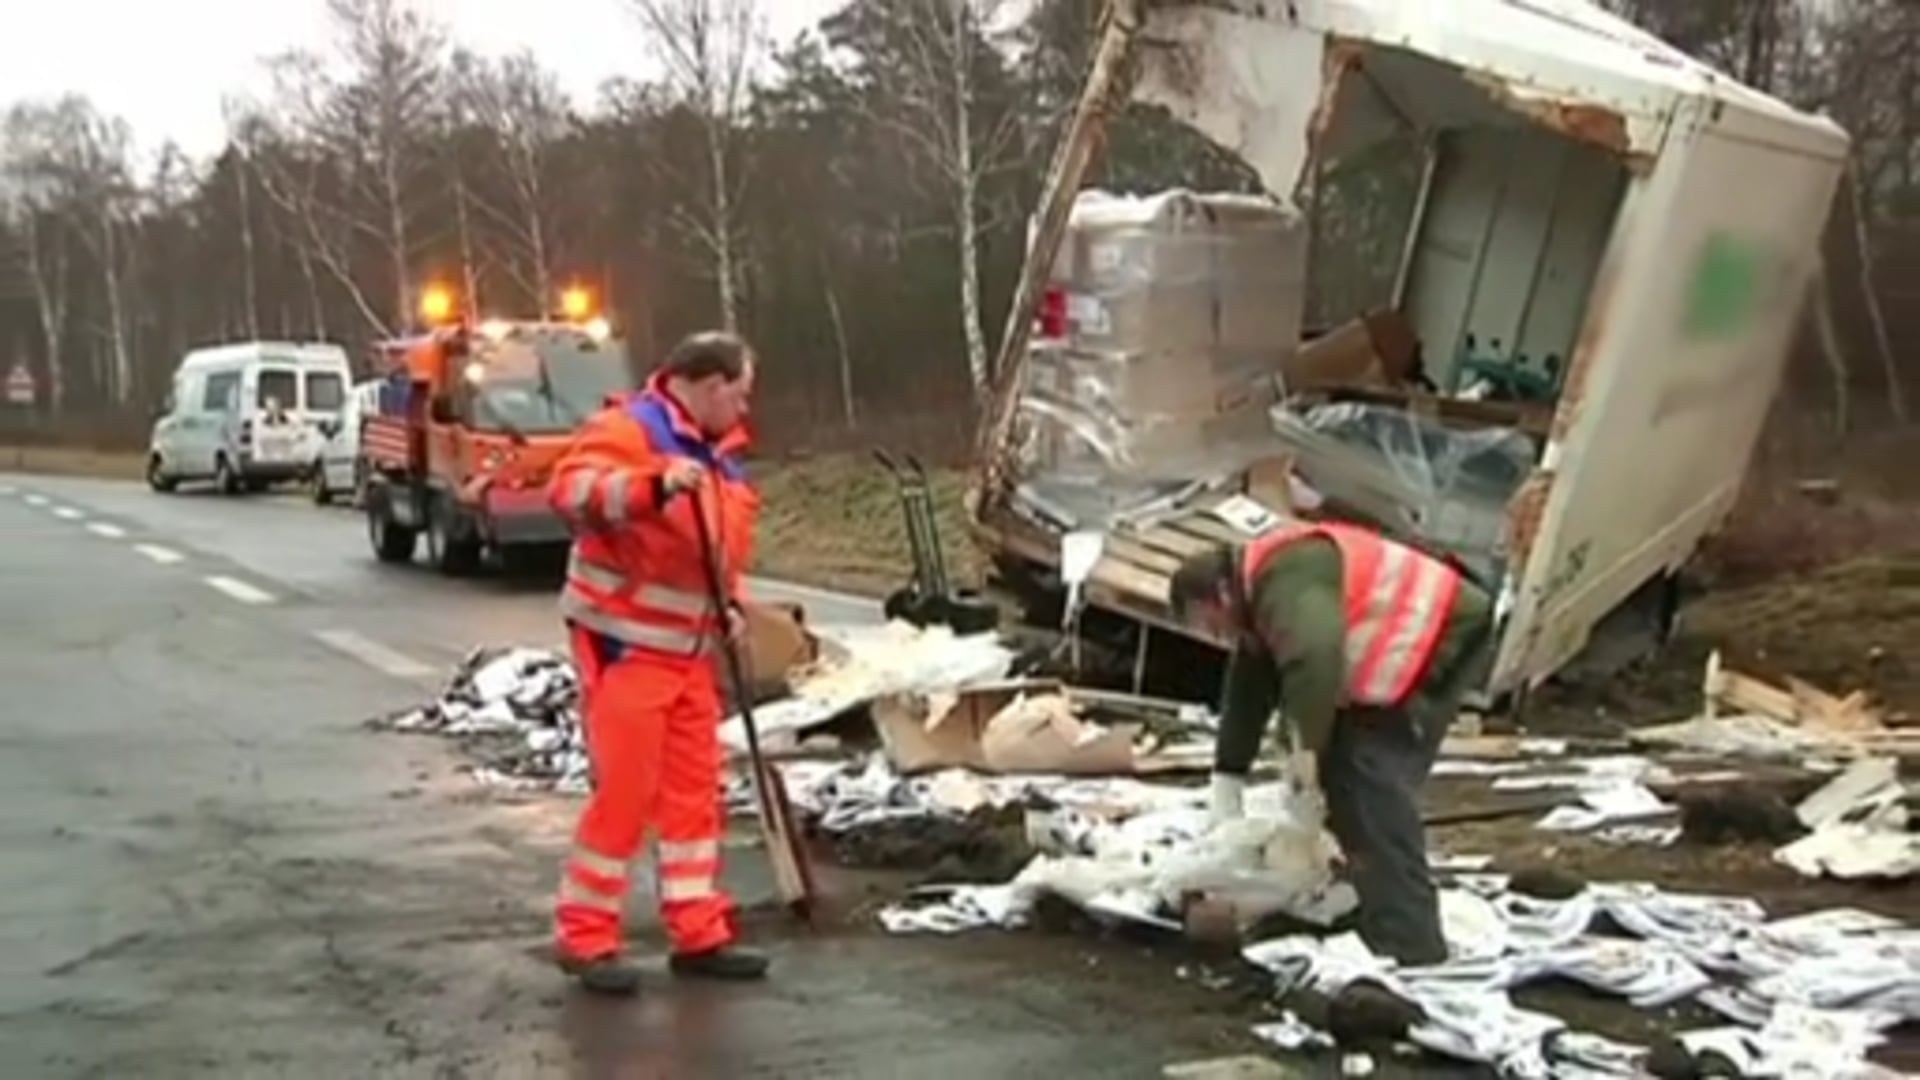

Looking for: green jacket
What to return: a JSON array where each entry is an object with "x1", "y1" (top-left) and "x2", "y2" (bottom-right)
[{"x1": 1213, "y1": 534, "x2": 1493, "y2": 775}]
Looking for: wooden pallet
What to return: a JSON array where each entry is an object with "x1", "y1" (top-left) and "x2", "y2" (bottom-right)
[{"x1": 978, "y1": 499, "x2": 1266, "y2": 644}]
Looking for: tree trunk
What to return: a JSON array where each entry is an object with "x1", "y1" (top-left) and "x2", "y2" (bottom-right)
[
  {"x1": 950, "y1": 0, "x2": 990, "y2": 397},
  {"x1": 1846, "y1": 158, "x2": 1906, "y2": 423},
  {"x1": 705, "y1": 122, "x2": 740, "y2": 331},
  {"x1": 101, "y1": 214, "x2": 133, "y2": 406},
  {"x1": 455, "y1": 178, "x2": 481, "y2": 321},
  {"x1": 820, "y1": 250, "x2": 856, "y2": 427},
  {"x1": 1811, "y1": 260, "x2": 1849, "y2": 437},
  {"x1": 236, "y1": 157, "x2": 262, "y2": 339}
]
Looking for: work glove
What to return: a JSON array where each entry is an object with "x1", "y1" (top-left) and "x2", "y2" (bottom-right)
[
  {"x1": 1279, "y1": 750, "x2": 1329, "y2": 830},
  {"x1": 1209, "y1": 771, "x2": 1248, "y2": 825}
]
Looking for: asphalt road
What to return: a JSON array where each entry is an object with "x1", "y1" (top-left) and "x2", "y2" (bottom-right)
[{"x1": 0, "y1": 474, "x2": 1273, "y2": 1079}]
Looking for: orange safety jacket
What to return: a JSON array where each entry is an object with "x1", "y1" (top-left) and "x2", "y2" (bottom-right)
[
  {"x1": 547, "y1": 372, "x2": 758, "y2": 657},
  {"x1": 1240, "y1": 521, "x2": 1462, "y2": 707}
]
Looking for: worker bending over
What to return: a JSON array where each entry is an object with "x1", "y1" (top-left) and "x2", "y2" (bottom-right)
[
  {"x1": 545, "y1": 331, "x2": 766, "y2": 995},
  {"x1": 1168, "y1": 520, "x2": 1492, "y2": 964}
]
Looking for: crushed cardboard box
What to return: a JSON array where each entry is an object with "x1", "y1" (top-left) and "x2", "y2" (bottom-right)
[{"x1": 871, "y1": 680, "x2": 1214, "y2": 776}]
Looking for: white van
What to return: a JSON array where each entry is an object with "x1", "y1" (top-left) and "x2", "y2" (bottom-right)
[
  {"x1": 147, "y1": 341, "x2": 353, "y2": 495},
  {"x1": 312, "y1": 378, "x2": 383, "y2": 506}
]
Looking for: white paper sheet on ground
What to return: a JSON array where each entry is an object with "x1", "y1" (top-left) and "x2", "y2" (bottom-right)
[
  {"x1": 1404, "y1": 985, "x2": 1566, "y2": 1067},
  {"x1": 1595, "y1": 823, "x2": 1681, "y2": 846},
  {"x1": 1680, "y1": 1005, "x2": 1907, "y2": 1080},
  {"x1": 1795, "y1": 757, "x2": 1902, "y2": 830},
  {"x1": 1535, "y1": 782, "x2": 1674, "y2": 831},
  {"x1": 1775, "y1": 822, "x2": 1920, "y2": 880},
  {"x1": 1250, "y1": 1013, "x2": 1335, "y2": 1052},
  {"x1": 878, "y1": 883, "x2": 1027, "y2": 934},
  {"x1": 719, "y1": 622, "x2": 1016, "y2": 753}
]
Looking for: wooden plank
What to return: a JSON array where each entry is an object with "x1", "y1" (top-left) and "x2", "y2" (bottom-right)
[
  {"x1": 1167, "y1": 513, "x2": 1248, "y2": 547},
  {"x1": 1099, "y1": 533, "x2": 1185, "y2": 576},
  {"x1": 1127, "y1": 524, "x2": 1217, "y2": 561}
]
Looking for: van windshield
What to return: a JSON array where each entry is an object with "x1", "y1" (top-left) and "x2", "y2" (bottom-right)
[
  {"x1": 468, "y1": 336, "x2": 634, "y2": 435},
  {"x1": 257, "y1": 369, "x2": 299, "y2": 410}
]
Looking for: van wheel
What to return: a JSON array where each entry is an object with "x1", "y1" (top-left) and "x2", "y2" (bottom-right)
[
  {"x1": 213, "y1": 454, "x2": 241, "y2": 496},
  {"x1": 425, "y1": 501, "x2": 483, "y2": 576},
  {"x1": 368, "y1": 499, "x2": 418, "y2": 564},
  {"x1": 147, "y1": 454, "x2": 178, "y2": 494}
]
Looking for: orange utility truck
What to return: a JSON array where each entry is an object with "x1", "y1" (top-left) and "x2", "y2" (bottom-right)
[{"x1": 361, "y1": 284, "x2": 636, "y2": 574}]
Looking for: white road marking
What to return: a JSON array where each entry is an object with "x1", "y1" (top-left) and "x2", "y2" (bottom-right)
[
  {"x1": 23, "y1": 493, "x2": 47, "y2": 506},
  {"x1": 85, "y1": 522, "x2": 127, "y2": 539},
  {"x1": 312, "y1": 629, "x2": 436, "y2": 679},
  {"x1": 134, "y1": 543, "x2": 185, "y2": 565},
  {"x1": 52, "y1": 506, "x2": 82, "y2": 520},
  {"x1": 203, "y1": 575, "x2": 275, "y2": 605},
  {"x1": 0, "y1": 484, "x2": 15, "y2": 495}
]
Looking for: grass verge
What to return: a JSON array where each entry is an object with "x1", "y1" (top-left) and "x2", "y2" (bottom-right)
[{"x1": 1, "y1": 444, "x2": 146, "y2": 481}]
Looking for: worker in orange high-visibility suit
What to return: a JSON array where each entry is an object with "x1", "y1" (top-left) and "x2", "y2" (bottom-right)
[{"x1": 545, "y1": 330, "x2": 767, "y2": 996}]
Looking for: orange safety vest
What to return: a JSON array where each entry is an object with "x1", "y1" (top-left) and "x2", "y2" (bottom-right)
[
  {"x1": 547, "y1": 373, "x2": 758, "y2": 657},
  {"x1": 1241, "y1": 521, "x2": 1462, "y2": 706}
]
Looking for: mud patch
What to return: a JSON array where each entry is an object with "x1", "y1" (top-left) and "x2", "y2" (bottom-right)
[
  {"x1": 823, "y1": 803, "x2": 1035, "y2": 884},
  {"x1": 1529, "y1": 553, "x2": 1920, "y2": 732}
]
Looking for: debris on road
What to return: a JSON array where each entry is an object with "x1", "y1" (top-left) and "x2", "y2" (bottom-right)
[
  {"x1": 1240, "y1": 875, "x2": 1918, "y2": 1077},
  {"x1": 367, "y1": 646, "x2": 591, "y2": 792}
]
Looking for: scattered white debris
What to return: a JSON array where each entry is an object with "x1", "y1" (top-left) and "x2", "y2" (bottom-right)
[
  {"x1": 1775, "y1": 756, "x2": 1918, "y2": 881},
  {"x1": 368, "y1": 646, "x2": 590, "y2": 792},
  {"x1": 1238, "y1": 880, "x2": 1918, "y2": 1076}
]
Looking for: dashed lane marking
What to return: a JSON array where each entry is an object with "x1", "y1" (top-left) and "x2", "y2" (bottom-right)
[
  {"x1": 203, "y1": 575, "x2": 275, "y2": 605},
  {"x1": 0, "y1": 484, "x2": 15, "y2": 495},
  {"x1": 84, "y1": 522, "x2": 127, "y2": 539},
  {"x1": 134, "y1": 544, "x2": 185, "y2": 565},
  {"x1": 51, "y1": 506, "x2": 82, "y2": 520},
  {"x1": 23, "y1": 493, "x2": 47, "y2": 506},
  {"x1": 311, "y1": 629, "x2": 436, "y2": 680}
]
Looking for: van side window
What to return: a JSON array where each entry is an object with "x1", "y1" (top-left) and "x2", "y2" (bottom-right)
[
  {"x1": 202, "y1": 372, "x2": 239, "y2": 411},
  {"x1": 305, "y1": 371, "x2": 345, "y2": 411}
]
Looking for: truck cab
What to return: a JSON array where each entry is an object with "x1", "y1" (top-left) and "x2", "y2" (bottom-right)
[{"x1": 361, "y1": 289, "x2": 635, "y2": 574}]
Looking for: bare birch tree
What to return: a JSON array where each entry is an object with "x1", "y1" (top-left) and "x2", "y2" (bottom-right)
[
  {"x1": 2, "y1": 96, "x2": 138, "y2": 406},
  {"x1": 248, "y1": 0, "x2": 451, "y2": 336},
  {"x1": 847, "y1": 0, "x2": 1028, "y2": 396},
  {"x1": 452, "y1": 49, "x2": 571, "y2": 313},
  {"x1": 626, "y1": 0, "x2": 763, "y2": 331},
  {"x1": 0, "y1": 109, "x2": 72, "y2": 414}
]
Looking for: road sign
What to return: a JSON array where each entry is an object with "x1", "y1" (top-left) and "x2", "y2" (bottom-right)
[{"x1": 4, "y1": 362, "x2": 34, "y2": 406}]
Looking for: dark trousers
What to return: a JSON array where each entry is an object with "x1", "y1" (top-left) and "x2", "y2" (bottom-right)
[{"x1": 1322, "y1": 631, "x2": 1492, "y2": 965}]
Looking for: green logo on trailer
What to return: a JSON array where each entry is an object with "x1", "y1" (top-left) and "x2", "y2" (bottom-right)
[{"x1": 1682, "y1": 232, "x2": 1766, "y2": 340}]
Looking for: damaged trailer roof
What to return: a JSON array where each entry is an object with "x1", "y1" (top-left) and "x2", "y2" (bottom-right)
[{"x1": 1131, "y1": 0, "x2": 1848, "y2": 197}]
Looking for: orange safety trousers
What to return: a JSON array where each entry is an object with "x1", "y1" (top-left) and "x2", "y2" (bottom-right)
[{"x1": 555, "y1": 623, "x2": 736, "y2": 960}]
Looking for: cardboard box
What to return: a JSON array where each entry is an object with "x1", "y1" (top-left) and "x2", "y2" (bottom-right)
[
  {"x1": 741, "y1": 600, "x2": 818, "y2": 702},
  {"x1": 1284, "y1": 308, "x2": 1420, "y2": 391},
  {"x1": 871, "y1": 680, "x2": 1140, "y2": 775}
]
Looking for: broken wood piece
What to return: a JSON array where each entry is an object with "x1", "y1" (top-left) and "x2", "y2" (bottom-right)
[{"x1": 1700, "y1": 650, "x2": 1883, "y2": 732}]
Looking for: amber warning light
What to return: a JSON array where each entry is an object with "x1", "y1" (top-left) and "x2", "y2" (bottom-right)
[
  {"x1": 419, "y1": 285, "x2": 457, "y2": 325},
  {"x1": 560, "y1": 286, "x2": 593, "y2": 321}
]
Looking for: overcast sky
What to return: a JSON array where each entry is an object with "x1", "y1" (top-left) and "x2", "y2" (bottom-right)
[{"x1": 0, "y1": 0, "x2": 845, "y2": 163}]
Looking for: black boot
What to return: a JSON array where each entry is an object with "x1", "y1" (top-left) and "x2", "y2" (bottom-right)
[
  {"x1": 559, "y1": 953, "x2": 644, "y2": 996},
  {"x1": 669, "y1": 945, "x2": 770, "y2": 981}
]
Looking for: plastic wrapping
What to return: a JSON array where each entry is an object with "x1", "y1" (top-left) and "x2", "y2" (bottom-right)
[
  {"x1": 1270, "y1": 401, "x2": 1538, "y2": 577},
  {"x1": 1013, "y1": 189, "x2": 1309, "y2": 519}
]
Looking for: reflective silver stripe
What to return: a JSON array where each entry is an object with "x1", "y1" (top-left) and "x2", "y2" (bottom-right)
[
  {"x1": 603, "y1": 471, "x2": 631, "y2": 525},
  {"x1": 566, "y1": 548, "x2": 627, "y2": 593},
  {"x1": 559, "y1": 588, "x2": 710, "y2": 654},
  {"x1": 659, "y1": 876, "x2": 717, "y2": 902},
  {"x1": 1344, "y1": 542, "x2": 1414, "y2": 697},
  {"x1": 558, "y1": 875, "x2": 624, "y2": 912},
  {"x1": 658, "y1": 838, "x2": 719, "y2": 864},
  {"x1": 1357, "y1": 554, "x2": 1453, "y2": 703},
  {"x1": 563, "y1": 470, "x2": 601, "y2": 516},
  {"x1": 633, "y1": 583, "x2": 715, "y2": 620},
  {"x1": 570, "y1": 845, "x2": 630, "y2": 880}
]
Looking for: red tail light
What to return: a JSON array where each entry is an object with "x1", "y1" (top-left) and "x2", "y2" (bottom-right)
[{"x1": 1037, "y1": 286, "x2": 1068, "y2": 340}]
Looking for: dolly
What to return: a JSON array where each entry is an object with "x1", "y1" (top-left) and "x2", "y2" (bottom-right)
[{"x1": 872, "y1": 449, "x2": 999, "y2": 634}]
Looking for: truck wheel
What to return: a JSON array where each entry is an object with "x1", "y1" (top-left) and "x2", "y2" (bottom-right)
[
  {"x1": 147, "y1": 454, "x2": 178, "y2": 494},
  {"x1": 367, "y1": 498, "x2": 418, "y2": 564},
  {"x1": 213, "y1": 454, "x2": 241, "y2": 496},
  {"x1": 425, "y1": 501, "x2": 483, "y2": 576}
]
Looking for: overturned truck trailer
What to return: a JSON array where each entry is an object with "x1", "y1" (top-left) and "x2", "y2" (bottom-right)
[{"x1": 969, "y1": 0, "x2": 1850, "y2": 705}]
